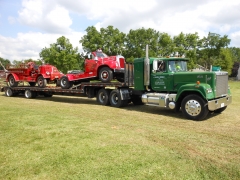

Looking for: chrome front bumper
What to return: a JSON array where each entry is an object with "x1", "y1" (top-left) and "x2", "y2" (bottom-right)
[{"x1": 208, "y1": 95, "x2": 232, "y2": 111}]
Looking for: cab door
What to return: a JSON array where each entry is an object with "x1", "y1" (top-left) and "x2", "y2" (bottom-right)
[{"x1": 151, "y1": 60, "x2": 174, "y2": 91}]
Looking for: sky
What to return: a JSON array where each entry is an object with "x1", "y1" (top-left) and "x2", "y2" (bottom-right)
[{"x1": 0, "y1": 0, "x2": 240, "y2": 62}]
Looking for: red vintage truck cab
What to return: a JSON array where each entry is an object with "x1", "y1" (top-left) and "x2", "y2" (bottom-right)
[{"x1": 60, "y1": 50, "x2": 125, "y2": 89}]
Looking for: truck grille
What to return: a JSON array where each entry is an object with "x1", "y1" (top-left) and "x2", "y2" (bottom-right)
[{"x1": 215, "y1": 72, "x2": 228, "y2": 97}]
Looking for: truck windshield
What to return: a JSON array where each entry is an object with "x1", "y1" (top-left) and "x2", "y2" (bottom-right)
[
  {"x1": 169, "y1": 61, "x2": 188, "y2": 72},
  {"x1": 96, "y1": 52, "x2": 108, "y2": 58}
]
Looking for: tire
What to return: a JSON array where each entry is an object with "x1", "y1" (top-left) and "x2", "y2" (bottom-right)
[
  {"x1": 37, "y1": 76, "x2": 47, "y2": 88},
  {"x1": 29, "y1": 82, "x2": 36, "y2": 87},
  {"x1": 60, "y1": 76, "x2": 73, "y2": 89},
  {"x1": 5, "y1": 87, "x2": 14, "y2": 97},
  {"x1": 181, "y1": 94, "x2": 209, "y2": 121},
  {"x1": 96, "y1": 88, "x2": 110, "y2": 106},
  {"x1": 8, "y1": 75, "x2": 18, "y2": 87},
  {"x1": 99, "y1": 67, "x2": 113, "y2": 83},
  {"x1": 214, "y1": 106, "x2": 227, "y2": 113},
  {"x1": 109, "y1": 89, "x2": 128, "y2": 108},
  {"x1": 24, "y1": 89, "x2": 37, "y2": 99}
]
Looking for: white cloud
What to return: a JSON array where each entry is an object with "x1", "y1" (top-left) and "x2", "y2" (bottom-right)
[{"x1": 0, "y1": 31, "x2": 83, "y2": 61}]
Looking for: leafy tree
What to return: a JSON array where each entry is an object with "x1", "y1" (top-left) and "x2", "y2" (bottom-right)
[
  {"x1": 80, "y1": 26, "x2": 103, "y2": 53},
  {"x1": 157, "y1": 32, "x2": 174, "y2": 57},
  {"x1": 197, "y1": 32, "x2": 231, "y2": 69},
  {"x1": 124, "y1": 28, "x2": 159, "y2": 62},
  {"x1": 214, "y1": 48, "x2": 233, "y2": 75},
  {"x1": 100, "y1": 26, "x2": 126, "y2": 56},
  {"x1": 0, "y1": 57, "x2": 10, "y2": 70},
  {"x1": 228, "y1": 47, "x2": 240, "y2": 62},
  {"x1": 40, "y1": 36, "x2": 81, "y2": 73},
  {"x1": 80, "y1": 26, "x2": 126, "y2": 56}
]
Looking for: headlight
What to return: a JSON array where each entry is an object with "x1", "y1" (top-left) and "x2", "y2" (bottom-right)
[
  {"x1": 206, "y1": 88, "x2": 212, "y2": 93},
  {"x1": 46, "y1": 71, "x2": 50, "y2": 75}
]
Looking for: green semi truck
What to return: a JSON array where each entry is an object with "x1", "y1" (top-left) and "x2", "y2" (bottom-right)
[{"x1": 2, "y1": 45, "x2": 232, "y2": 120}]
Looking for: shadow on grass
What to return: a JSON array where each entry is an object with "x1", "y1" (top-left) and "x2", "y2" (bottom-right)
[{"x1": 0, "y1": 93, "x2": 218, "y2": 121}]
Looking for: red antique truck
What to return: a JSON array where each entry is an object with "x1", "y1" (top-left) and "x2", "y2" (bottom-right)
[
  {"x1": 5, "y1": 62, "x2": 63, "y2": 88},
  {"x1": 60, "y1": 50, "x2": 125, "y2": 89}
]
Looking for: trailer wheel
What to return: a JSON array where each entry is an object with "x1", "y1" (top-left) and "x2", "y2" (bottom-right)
[
  {"x1": 29, "y1": 82, "x2": 36, "y2": 87},
  {"x1": 109, "y1": 89, "x2": 128, "y2": 108},
  {"x1": 99, "y1": 67, "x2": 113, "y2": 83},
  {"x1": 181, "y1": 94, "x2": 209, "y2": 121},
  {"x1": 5, "y1": 87, "x2": 14, "y2": 97},
  {"x1": 96, "y1": 89, "x2": 110, "y2": 106},
  {"x1": 24, "y1": 89, "x2": 37, "y2": 99},
  {"x1": 8, "y1": 75, "x2": 18, "y2": 87},
  {"x1": 37, "y1": 76, "x2": 47, "y2": 88},
  {"x1": 60, "y1": 76, "x2": 73, "y2": 89}
]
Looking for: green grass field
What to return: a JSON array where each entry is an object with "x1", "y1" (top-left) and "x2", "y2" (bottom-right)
[{"x1": 0, "y1": 81, "x2": 240, "y2": 180}]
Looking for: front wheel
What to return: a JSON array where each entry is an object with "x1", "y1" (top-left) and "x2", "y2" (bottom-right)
[
  {"x1": 8, "y1": 75, "x2": 18, "y2": 87},
  {"x1": 109, "y1": 89, "x2": 128, "y2": 108},
  {"x1": 37, "y1": 76, "x2": 47, "y2": 88},
  {"x1": 96, "y1": 88, "x2": 110, "y2": 106},
  {"x1": 99, "y1": 67, "x2": 113, "y2": 83},
  {"x1": 181, "y1": 94, "x2": 209, "y2": 121},
  {"x1": 60, "y1": 76, "x2": 73, "y2": 89}
]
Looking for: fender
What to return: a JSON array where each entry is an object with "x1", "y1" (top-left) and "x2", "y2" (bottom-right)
[
  {"x1": 7, "y1": 73, "x2": 20, "y2": 82},
  {"x1": 176, "y1": 83, "x2": 214, "y2": 101}
]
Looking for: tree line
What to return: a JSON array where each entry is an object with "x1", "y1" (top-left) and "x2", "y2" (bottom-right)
[{"x1": 1, "y1": 26, "x2": 240, "y2": 75}]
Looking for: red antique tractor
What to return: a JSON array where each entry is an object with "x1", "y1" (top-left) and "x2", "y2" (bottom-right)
[
  {"x1": 60, "y1": 50, "x2": 125, "y2": 89},
  {"x1": 5, "y1": 62, "x2": 63, "y2": 88}
]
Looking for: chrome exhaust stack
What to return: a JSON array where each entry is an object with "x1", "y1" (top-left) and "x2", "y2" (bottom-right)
[{"x1": 144, "y1": 44, "x2": 150, "y2": 90}]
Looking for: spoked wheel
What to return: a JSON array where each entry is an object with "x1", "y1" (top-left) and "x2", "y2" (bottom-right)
[
  {"x1": 99, "y1": 67, "x2": 113, "y2": 83},
  {"x1": 37, "y1": 76, "x2": 47, "y2": 88},
  {"x1": 96, "y1": 88, "x2": 110, "y2": 106},
  {"x1": 181, "y1": 94, "x2": 209, "y2": 121},
  {"x1": 109, "y1": 89, "x2": 128, "y2": 108},
  {"x1": 8, "y1": 75, "x2": 18, "y2": 87},
  {"x1": 60, "y1": 76, "x2": 73, "y2": 89},
  {"x1": 24, "y1": 89, "x2": 37, "y2": 99}
]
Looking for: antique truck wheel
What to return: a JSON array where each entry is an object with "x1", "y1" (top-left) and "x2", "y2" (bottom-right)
[
  {"x1": 37, "y1": 76, "x2": 47, "y2": 88},
  {"x1": 181, "y1": 94, "x2": 209, "y2": 121},
  {"x1": 99, "y1": 67, "x2": 113, "y2": 83},
  {"x1": 96, "y1": 88, "x2": 110, "y2": 106},
  {"x1": 8, "y1": 75, "x2": 18, "y2": 87},
  {"x1": 60, "y1": 76, "x2": 73, "y2": 89}
]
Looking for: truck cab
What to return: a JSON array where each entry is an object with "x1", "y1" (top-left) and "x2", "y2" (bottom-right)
[
  {"x1": 133, "y1": 55, "x2": 232, "y2": 120},
  {"x1": 60, "y1": 50, "x2": 125, "y2": 89}
]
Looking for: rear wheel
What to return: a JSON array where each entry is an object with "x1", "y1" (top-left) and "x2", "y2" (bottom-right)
[
  {"x1": 109, "y1": 89, "x2": 128, "y2": 108},
  {"x1": 96, "y1": 88, "x2": 110, "y2": 106},
  {"x1": 8, "y1": 75, "x2": 18, "y2": 87},
  {"x1": 24, "y1": 89, "x2": 37, "y2": 99},
  {"x1": 99, "y1": 67, "x2": 113, "y2": 83},
  {"x1": 5, "y1": 87, "x2": 14, "y2": 97},
  {"x1": 37, "y1": 76, "x2": 47, "y2": 88},
  {"x1": 181, "y1": 94, "x2": 209, "y2": 121}
]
